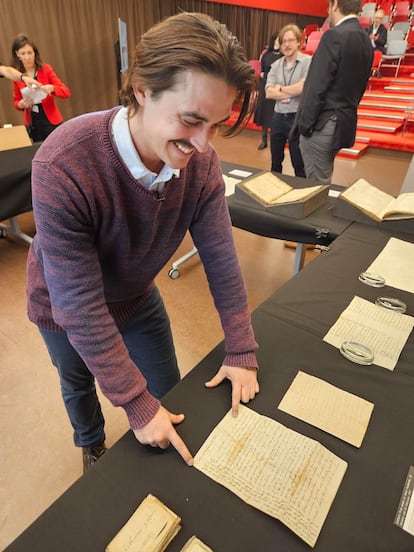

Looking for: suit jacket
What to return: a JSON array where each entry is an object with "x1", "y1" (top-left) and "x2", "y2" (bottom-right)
[
  {"x1": 295, "y1": 17, "x2": 373, "y2": 151},
  {"x1": 13, "y1": 63, "x2": 71, "y2": 126},
  {"x1": 366, "y1": 23, "x2": 387, "y2": 53}
]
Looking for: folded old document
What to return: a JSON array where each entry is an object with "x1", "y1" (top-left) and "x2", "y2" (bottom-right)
[
  {"x1": 366, "y1": 237, "x2": 414, "y2": 294},
  {"x1": 241, "y1": 171, "x2": 323, "y2": 205},
  {"x1": 105, "y1": 494, "x2": 181, "y2": 552},
  {"x1": 278, "y1": 371, "x2": 374, "y2": 447},
  {"x1": 339, "y1": 178, "x2": 414, "y2": 222},
  {"x1": 194, "y1": 405, "x2": 347, "y2": 548}
]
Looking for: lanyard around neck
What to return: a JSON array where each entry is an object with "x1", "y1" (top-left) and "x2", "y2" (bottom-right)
[{"x1": 283, "y1": 59, "x2": 298, "y2": 86}]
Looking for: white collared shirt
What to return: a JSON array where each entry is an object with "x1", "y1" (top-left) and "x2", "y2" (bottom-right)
[
  {"x1": 336, "y1": 14, "x2": 358, "y2": 27},
  {"x1": 112, "y1": 106, "x2": 179, "y2": 192}
]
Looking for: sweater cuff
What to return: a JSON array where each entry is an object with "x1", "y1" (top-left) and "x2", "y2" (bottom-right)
[
  {"x1": 223, "y1": 351, "x2": 258, "y2": 369},
  {"x1": 123, "y1": 388, "x2": 161, "y2": 430}
]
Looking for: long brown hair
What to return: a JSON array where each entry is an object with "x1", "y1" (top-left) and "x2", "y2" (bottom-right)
[
  {"x1": 120, "y1": 12, "x2": 257, "y2": 137},
  {"x1": 11, "y1": 34, "x2": 43, "y2": 72}
]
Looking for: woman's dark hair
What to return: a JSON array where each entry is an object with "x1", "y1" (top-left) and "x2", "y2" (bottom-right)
[
  {"x1": 266, "y1": 33, "x2": 279, "y2": 53},
  {"x1": 11, "y1": 34, "x2": 43, "y2": 72},
  {"x1": 120, "y1": 12, "x2": 257, "y2": 137}
]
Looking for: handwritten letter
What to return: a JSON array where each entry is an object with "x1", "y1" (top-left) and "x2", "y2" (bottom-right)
[{"x1": 194, "y1": 405, "x2": 347, "y2": 548}]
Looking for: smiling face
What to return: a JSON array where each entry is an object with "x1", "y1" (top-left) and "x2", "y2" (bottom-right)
[{"x1": 129, "y1": 70, "x2": 237, "y2": 173}]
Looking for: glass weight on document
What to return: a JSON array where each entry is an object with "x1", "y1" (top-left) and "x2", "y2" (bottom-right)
[
  {"x1": 375, "y1": 297, "x2": 407, "y2": 314},
  {"x1": 358, "y1": 271, "x2": 385, "y2": 287},
  {"x1": 340, "y1": 341, "x2": 374, "y2": 366}
]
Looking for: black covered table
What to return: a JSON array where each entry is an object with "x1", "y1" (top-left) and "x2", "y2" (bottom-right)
[
  {"x1": 169, "y1": 163, "x2": 352, "y2": 277},
  {"x1": 6, "y1": 221, "x2": 414, "y2": 552},
  {"x1": 0, "y1": 143, "x2": 40, "y2": 242},
  {"x1": 223, "y1": 163, "x2": 350, "y2": 248}
]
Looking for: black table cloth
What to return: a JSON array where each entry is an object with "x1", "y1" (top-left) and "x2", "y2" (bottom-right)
[{"x1": 6, "y1": 221, "x2": 414, "y2": 552}]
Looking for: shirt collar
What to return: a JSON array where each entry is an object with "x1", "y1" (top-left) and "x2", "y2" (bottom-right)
[
  {"x1": 112, "y1": 106, "x2": 180, "y2": 190},
  {"x1": 336, "y1": 14, "x2": 358, "y2": 26}
]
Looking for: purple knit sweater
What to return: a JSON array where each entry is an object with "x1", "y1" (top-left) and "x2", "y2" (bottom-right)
[{"x1": 27, "y1": 107, "x2": 258, "y2": 429}]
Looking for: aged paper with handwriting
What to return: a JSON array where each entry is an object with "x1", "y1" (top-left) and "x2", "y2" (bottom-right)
[
  {"x1": 323, "y1": 296, "x2": 414, "y2": 370},
  {"x1": 105, "y1": 494, "x2": 181, "y2": 552},
  {"x1": 366, "y1": 237, "x2": 414, "y2": 294},
  {"x1": 194, "y1": 405, "x2": 347, "y2": 548},
  {"x1": 278, "y1": 371, "x2": 374, "y2": 447}
]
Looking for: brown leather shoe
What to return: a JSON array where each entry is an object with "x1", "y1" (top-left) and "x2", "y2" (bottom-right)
[{"x1": 82, "y1": 442, "x2": 107, "y2": 473}]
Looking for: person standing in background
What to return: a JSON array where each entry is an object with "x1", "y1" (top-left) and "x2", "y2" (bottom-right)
[
  {"x1": 11, "y1": 34, "x2": 71, "y2": 141},
  {"x1": 294, "y1": 0, "x2": 373, "y2": 183},
  {"x1": 265, "y1": 24, "x2": 311, "y2": 176},
  {"x1": 253, "y1": 33, "x2": 282, "y2": 150},
  {"x1": 366, "y1": 9, "x2": 387, "y2": 54}
]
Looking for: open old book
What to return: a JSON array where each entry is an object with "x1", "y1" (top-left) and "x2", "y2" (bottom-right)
[
  {"x1": 241, "y1": 171, "x2": 324, "y2": 205},
  {"x1": 339, "y1": 178, "x2": 414, "y2": 222}
]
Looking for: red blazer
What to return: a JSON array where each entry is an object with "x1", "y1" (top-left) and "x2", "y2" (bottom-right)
[{"x1": 13, "y1": 63, "x2": 71, "y2": 125}]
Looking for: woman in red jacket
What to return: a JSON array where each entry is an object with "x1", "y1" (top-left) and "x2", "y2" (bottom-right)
[{"x1": 11, "y1": 34, "x2": 71, "y2": 141}]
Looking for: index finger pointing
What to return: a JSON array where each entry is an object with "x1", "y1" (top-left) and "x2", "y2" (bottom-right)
[
  {"x1": 231, "y1": 382, "x2": 241, "y2": 418},
  {"x1": 169, "y1": 429, "x2": 194, "y2": 466}
]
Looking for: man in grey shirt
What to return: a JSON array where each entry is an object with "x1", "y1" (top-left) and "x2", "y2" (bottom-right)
[{"x1": 265, "y1": 24, "x2": 311, "y2": 176}]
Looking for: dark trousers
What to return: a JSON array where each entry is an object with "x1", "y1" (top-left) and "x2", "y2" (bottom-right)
[
  {"x1": 27, "y1": 104, "x2": 60, "y2": 142},
  {"x1": 39, "y1": 287, "x2": 180, "y2": 447},
  {"x1": 270, "y1": 112, "x2": 306, "y2": 177}
]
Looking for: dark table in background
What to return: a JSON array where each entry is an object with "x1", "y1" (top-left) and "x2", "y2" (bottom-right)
[
  {"x1": 169, "y1": 163, "x2": 351, "y2": 277},
  {"x1": 0, "y1": 143, "x2": 41, "y2": 243},
  {"x1": 6, "y1": 221, "x2": 414, "y2": 552}
]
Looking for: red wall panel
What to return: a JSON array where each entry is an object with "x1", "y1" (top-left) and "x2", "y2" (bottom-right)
[{"x1": 204, "y1": 0, "x2": 328, "y2": 17}]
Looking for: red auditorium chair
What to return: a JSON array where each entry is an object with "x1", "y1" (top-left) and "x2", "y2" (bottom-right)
[
  {"x1": 393, "y1": 1, "x2": 410, "y2": 18},
  {"x1": 303, "y1": 24, "x2": 319, "y2": 41},
  {"x1": 406, "y1": 29, "x2": 414, "y2": 50},
  {"x1": 392, "y1": 13, "x2": 410, "y2": 24},
  {"x1": 248, "y1": 60, "x2": 261, "y2": 79},
  {"x1": 379, "y1": 0, "x2": 394, "y2": 16},
  {"x1": 303, "y1": 31, "x2": 323, "y2": 55},
  {"x1": 371, "y1": 50, "x2": 383, "y2": 77},
  {"x1": 358, "y1": 16, "x2": 373, "y2": 28}
]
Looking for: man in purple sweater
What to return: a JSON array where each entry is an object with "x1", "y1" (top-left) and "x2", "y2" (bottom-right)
[{"x1": 27, "y1": 12, "x2": 260, "y2": 472}]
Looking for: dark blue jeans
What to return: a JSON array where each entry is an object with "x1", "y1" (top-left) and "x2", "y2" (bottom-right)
[
  {"x1": 270, "y1": 112, "x2": 306, "y2": 177},
  {"x1": 39, "y1": 287, "x2": 180, "y2": 447}
]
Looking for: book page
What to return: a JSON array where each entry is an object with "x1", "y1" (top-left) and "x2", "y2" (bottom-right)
[
  {"x1": 340, "y1": 178, "x2": 393, "y2": 221},
  {"x1": 323, "y1": 296, "x2": 414, "y2": 370},
  {"x1": 180, "y1": 536, "x2": 213, "y2": 551},
  {"x1": 278, "y1": 371, "x2": 374, "y2": 447},
  {"x1": 243, "y1": 172, "x2": 292, "y2": 204},
  {"x1": 384, "y1": 193, "x2": 414, "y2": 220},
  {"x1": 273, "y1": 184, "x2": 323, "y2": 204},
  {"x1": 194, "y1": 405, "x2": 347, "y2": 548},
  {"x1": 105, "y1": 494, "x2": 181, "y2": 552},
  {"x1": 367, "y1": 237, "x2": 414, "y2": 294}
]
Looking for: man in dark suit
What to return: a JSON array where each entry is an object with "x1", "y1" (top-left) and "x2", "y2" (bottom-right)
[
  {"x1": 294, "y1": 0, "x2": 373, "y2": 183},
  {"x1": 366, "y1": 9, "x2": 388, "y2": 53}
]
